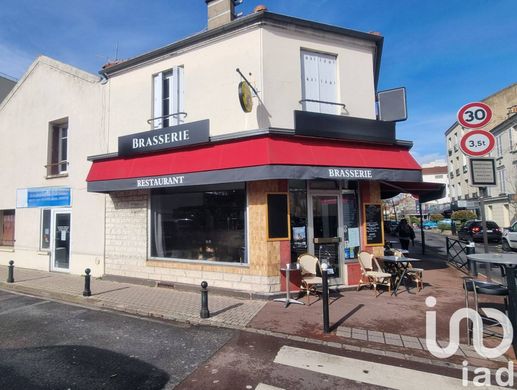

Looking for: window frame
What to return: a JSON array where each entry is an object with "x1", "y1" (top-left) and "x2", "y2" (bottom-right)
[
  {"x1": 40, "y1": 208, "x2": 51, "y2": 251},
  {"x1": 0, "y1": 209, "x2": 15, "y2": 247},
  {"x1": 147, "y1": 183, "x2": 249, "y2": 266},
  {"x1": 47, "y1": 118, "x2": 69, "y2": 177},
  {"x1": 152, "y1": 66, "x2": 184, "y2": 129}
]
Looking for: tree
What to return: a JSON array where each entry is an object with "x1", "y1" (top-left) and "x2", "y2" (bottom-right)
[
  {"x1": 430, "y1": 214, "x2": 444, "y2": 222},
  {"x1": 451, "y1": 210, "x2": 477, "y2": 222}
]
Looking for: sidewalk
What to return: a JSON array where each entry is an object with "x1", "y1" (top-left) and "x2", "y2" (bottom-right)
[{"x1": 0, "y1": 260, "x2": 512, "y2": 373}]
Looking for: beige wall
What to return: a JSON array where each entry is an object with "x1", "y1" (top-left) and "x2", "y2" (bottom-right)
[
  {"x1": 262, "y1": 25, "x2": 377, "y2": 129},
  {"x1": 105, "y1": 23, "x2": 377, "y2": 150},
  {"x1": 0, "y1": 56, "x2": 106, "y2": 275}
]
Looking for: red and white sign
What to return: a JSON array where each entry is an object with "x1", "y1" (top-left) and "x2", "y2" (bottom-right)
[
  {"x1": 457, "y1": 102, "x2": 492, "y2": 129},
  {"x1": 460, "y1": 130, "x2": 495, "y2": 156}
]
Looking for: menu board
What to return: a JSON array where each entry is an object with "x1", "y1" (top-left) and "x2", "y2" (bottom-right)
[
  {"x1": 364, "y1": 203, "x2": 384, "y2": 246},
  {"x1": 267, "y1": 193, "x2": 290, "y2": 241}
]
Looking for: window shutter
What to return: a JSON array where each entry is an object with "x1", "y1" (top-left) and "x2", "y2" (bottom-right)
[
  {"x1": 153, "y1": 73, "x2": 163, "y2": 129},
  {"x1": 176, "y1": 66, "x2": 184, "y2": 124},
  {"x1": 317, "y1": 53, "x2": 337, "y2": 114},
  {"x1": 301, "y1": 51, "x2": 320, "y2": 112}
]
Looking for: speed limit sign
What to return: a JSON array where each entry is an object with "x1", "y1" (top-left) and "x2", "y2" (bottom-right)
[
  {"x1": 460, "y1": 129, "x2": 495, "y2": 156},
  {"x1": 457, "y1": 102, "x2": 492, "y2": 128}
]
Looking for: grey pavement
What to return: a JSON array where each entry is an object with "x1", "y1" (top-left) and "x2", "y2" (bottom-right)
[{"x1": 0, "y1": 265, "x2": 266, "y2": 329}]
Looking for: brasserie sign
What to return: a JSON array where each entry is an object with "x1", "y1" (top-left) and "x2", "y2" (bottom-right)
[{"x1": 118, "y1": 119, "x2": 209, "y2": 157}]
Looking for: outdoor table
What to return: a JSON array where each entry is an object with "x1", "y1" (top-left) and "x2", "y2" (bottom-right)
[
  {"x1": 379, "y1": 256, "x2": 421, "y2": 296},
  {"x1": 467, "y1": 253, "x2": 517, "y2": 353},
  {"x1": 274, "y1": 263, "x2": 304, "y2": 308}
]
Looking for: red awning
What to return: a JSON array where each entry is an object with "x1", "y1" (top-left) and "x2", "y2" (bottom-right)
[{"x1": 87, "y1": 135, "x2": 420, "y2": 183}]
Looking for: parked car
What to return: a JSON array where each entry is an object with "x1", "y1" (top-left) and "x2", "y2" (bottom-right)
[
  {"x1": 440, "y1": 218, "x2": 452, "y2": 226},
  {"x1": 458, "y1": 220, "x2": 502, "y2": 243},
  {"x1": 384, "y1": 220, "x2": 398, "y2": 234},
  {"x1": 502, "y1": 221, "x2": 517, "y2": 251},
  {"x1": 422, "y1": 220, "x2": 438, "y2": 229}
]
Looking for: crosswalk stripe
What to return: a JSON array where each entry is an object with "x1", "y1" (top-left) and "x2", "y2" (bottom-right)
[{"x1": 273, "y1": 346, "x2": 505, "y2": 390}]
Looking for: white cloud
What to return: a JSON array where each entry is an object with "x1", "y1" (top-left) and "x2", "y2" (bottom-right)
[{"x1": 411, "y1": 152, "x2": 448, "y2": 166}]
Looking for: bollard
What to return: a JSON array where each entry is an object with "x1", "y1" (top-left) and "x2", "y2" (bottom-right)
[
  {"x1": 7, "y1": 260, "x2": 14, "y2": 283},
  {"x1": 200, "y1": 281, "x2": 210, "y2": 319},
  {"x1": 321, "y1": 263, "x2": 330, "y2": 333},
  {"x1": 83, "y1": 268, "x2": 92, "y2": 297},
  {"x1": 465, "y1": 242, "x2": 477, "y2": 276}
]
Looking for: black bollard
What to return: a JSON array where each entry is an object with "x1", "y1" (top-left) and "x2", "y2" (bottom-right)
[
  {"x1": 465, "y1": 242, "x2": 477, "y2": 276},
  {"x1": 322, "y1": 265, "x2": 330, "y2": 333},
  {"x1": 7, "y1": 260, "x2": 14, "y2": 283},
  {"x1": 200, "y1": 281, "x2": 210, "y2": 319},
  {"x1": 83, "y1": 268, "x2": 92, "y2": 297}
]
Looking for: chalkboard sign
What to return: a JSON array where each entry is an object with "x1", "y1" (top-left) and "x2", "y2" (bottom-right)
[
  {"x1": 363, "y1": 203, "x2": 384, "y2": 246},
  {"x1": 267, "y1": 193, "x2": 290, "y2": 241}
]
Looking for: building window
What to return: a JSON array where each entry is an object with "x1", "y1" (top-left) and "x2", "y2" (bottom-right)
[
  {"x1": 150, "y1": 184, "x2": 247, "y2": 263},
  {"x1": 0, "y1": 210, "x2": 15, "y2": 246},
  {"x1": 496, "y1": 133, "x2": 503, "y2": 157},
  {"x1": 509, "y1": 127, "x2": 515, "y2": 151},
  {"x1": 152, "y1": 67, "x2": 184, "y2": 129},
  {"x1": 47, "y1": 120, "x2": 68, "y2": 176},
  {"x1": 498, "y1": 168, "x2": 507, "y2": 194},
  {"x1": 301, "y1": 50, "x2": 338, "y2": 114},
  {"x1": 40, "y1": 209, "x2": 51, "y2": 250}
]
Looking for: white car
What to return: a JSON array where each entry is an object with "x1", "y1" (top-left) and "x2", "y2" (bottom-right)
[{"x1": 502, "y1": 221, "x2": 517, "y2": 251}]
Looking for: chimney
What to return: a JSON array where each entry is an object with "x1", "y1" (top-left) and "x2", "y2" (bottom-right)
[{"x1": 206, "y1": 0, "x2": 235, "y2": 30}]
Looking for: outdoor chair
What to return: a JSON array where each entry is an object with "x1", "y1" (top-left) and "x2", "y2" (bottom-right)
[
  {"x1": 298, "y1": 253, "x2": 323, "y2": 304},
  {"x1": 393, "y1": 249, "x2": 424, "y2": 292},
  {"x1": 357, "y1": 251, "x2": 392, "y2": 297},
  {"x1": 463, "y1": 277, "x2": 509, "y2": 345}
]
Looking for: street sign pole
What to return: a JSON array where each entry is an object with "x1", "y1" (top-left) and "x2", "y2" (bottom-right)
[{"x1": 478, "y1": 187, "x2": 489, "y2": 254}]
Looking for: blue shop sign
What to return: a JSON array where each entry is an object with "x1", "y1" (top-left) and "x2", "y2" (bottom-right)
[{"x1": 16, "y1": 187, "x2": 71, "y2": 208}]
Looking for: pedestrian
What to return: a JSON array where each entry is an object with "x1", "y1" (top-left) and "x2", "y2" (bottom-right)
[{"x1": 395, "y1": 218, "x2": 415, "y2": 250}]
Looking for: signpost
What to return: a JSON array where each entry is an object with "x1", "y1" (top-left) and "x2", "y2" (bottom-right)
[
  {"x1": 457, "y1": 102, "x2": 494, "y2": 254},
  {"x1": 457, "y1": 102, "x2": 492, "y2": 129},
  {"x1": 459, "y1": 130, "x2": 495, "y2": 157}
]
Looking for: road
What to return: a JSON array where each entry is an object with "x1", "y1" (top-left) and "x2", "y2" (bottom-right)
[
  {"x1": 0, "y1": 289, "x2": 475, "y2": 389},
  {"x1": 0, "y1": 290, "x2": 234, "y2": 389}
]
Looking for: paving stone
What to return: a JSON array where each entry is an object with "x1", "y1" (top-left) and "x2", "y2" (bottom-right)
[
  {"x1": 402, "y1": 340, "x2": 423, "y2": 350},
  {"x1": 385, "y1": 338, "x2": 404, "y2": 346},
  {"x1": 326, "y1": 342, "x2": 342, "y2": 349},
  {"x1": 351, "y1": 332, "x2": 367, "y2": 341},
  {"x1": 401, "y1": 335, "x2": 420, "y2": 343},
  {"x1": 384, "y1": 351, "x2": 405, "y2": 360},
  {"x1": 367, "y1": 330, "x2": 384, "y2": 337},
  {"x1": 361, "y1": 347, "x2": 385, "y2": 356},
  {"x1": 342, "y1": 344, "x2": 361, "y2": 352},
  {"x1": 352, "y1": 328, "x2": 367, "y2": 334},
  {"x1": 368, "y1": 335, "x2": 385, "y2": 344},
  {"x1": 384, "y1": 332, "x2": 402, "y2": 340},
  {"x1": 336, "y1": 328, "x2": 351, "y2": 338}
]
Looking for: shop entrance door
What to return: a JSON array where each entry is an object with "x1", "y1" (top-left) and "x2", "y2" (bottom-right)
[
  {"x1": 308, "y1": 192, "x2": 344, "y2": 284},
  {"x1": 51, "y1": 209, "x2": 71, "y2": 272}
]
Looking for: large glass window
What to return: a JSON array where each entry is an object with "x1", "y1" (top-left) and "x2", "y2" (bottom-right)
[{"x1": 150, "y1": 184, "x2": 246, "y2": 263}]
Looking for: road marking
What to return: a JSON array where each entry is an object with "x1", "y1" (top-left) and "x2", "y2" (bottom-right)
[
  {"x1": 274, "y1": 346, "x2": 505, "y2": 390},
  {"x1": 0, "y1": 300, "x2": 50, "y2": 315},
  {"x1": 255, "y1": 384, "x2": 285, "y2": 390}
]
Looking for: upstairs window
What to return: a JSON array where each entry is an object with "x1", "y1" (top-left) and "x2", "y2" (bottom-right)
[
  {"x1": 496, "y1": 133, "x2": 503, "y2": 157},
  {"x1": 301, "y1": 50, "x2": 337, "y2": 114},
  {"x1": 0, "y1": 210, "x2": 15, "y2": 247},
  {"x1": 152, "y1": 67, "x2": 184, "y2": 129},
  {"x1": 47, "y1": 119, "x2": 68, "y2": 176}
]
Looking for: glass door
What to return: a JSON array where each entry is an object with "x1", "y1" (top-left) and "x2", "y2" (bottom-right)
[
  {"x1": 51, "y1": 209, "x2": 71, "y2": 272},
  {"x1": 308, "y1": 192, "x2": 343, "y2": 283}
]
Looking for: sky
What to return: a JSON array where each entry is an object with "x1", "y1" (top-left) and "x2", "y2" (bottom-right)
[{"x1": 1, "y1": 0, "x2": 516, "y2": 165}]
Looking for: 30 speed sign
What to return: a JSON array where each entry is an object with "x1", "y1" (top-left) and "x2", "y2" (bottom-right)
[
  {"x1": 457, "y1": 102, "x2": 492, "y2": 129},
  {"x1": 460, "y1": 130, "x2": 495, "y2": 156}
]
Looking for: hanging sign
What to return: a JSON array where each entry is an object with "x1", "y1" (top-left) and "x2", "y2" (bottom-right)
[
  {"x1": 460, "y1": 129, "x2": 495, "y2": 156},
  {"x1": 238, "y1": 81, "x2": 253, "y2": 113},
  {"x1": 457, "y1": 102, "x2": 492, "y2": 129}
]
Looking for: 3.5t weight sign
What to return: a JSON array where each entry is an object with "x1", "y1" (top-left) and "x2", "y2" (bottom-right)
[
  {"x1": 457, "y1": 102, "x2": 492, "y2": 129},
  {"x1": 460, "y1": 130, "x2": 495, "y2": 156}
]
